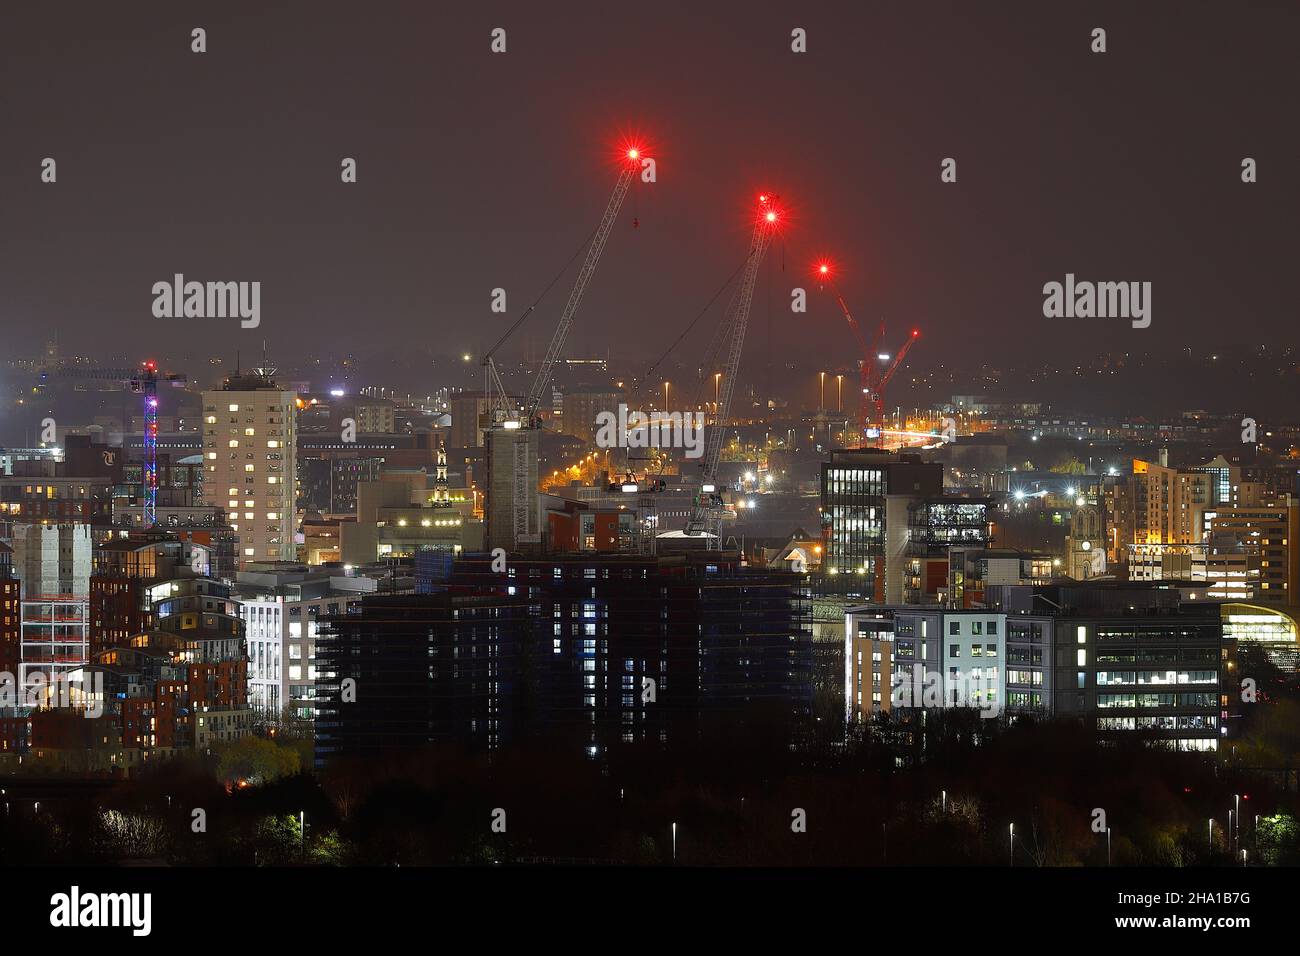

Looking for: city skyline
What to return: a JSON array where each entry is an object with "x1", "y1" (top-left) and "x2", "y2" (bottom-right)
[{"x1": 1, "y1": 0, "x2": 1294, "y2": 934}]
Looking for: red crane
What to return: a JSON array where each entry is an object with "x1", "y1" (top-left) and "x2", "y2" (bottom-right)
[{"x1": 815, "y1": 262, "x2": 919, "y2": 446}]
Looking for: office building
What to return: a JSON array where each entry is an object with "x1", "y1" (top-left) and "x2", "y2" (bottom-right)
[
  {"x1": 820, "y1": 450, "x2": 943, "y2": 600},
  {"x1": 234, "y1": 564, "x2": 378, "y2": 719},
  {"x1": 202, "y1": 369, "x2": 297, "y2": 566}
]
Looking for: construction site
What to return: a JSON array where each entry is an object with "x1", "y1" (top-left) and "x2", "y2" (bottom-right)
[{"x1": 479, "y1": 139, "x2": 924, "y2": 559}]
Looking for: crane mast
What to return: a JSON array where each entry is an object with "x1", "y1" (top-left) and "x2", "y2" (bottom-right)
[
  {"x1": 54, "y1": 362, "x2": 187, "y2": 526},
  {"x1": 687, "y1": 197, "x2": 781, "y2": 544}
]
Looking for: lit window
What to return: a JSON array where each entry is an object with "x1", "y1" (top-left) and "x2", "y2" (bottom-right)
[{"x1": 228, "y1": 404, "x2": 239, "y2": 412}]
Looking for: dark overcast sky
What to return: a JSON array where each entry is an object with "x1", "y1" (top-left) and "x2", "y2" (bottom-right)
[{"x1": 1, "y1": 0, "x2": 1296, "y2": 371}]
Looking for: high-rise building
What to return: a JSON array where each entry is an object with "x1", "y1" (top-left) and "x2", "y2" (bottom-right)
[
  {"x1": 820, "y1": 450, "x2": 942, "y2": 600},
  {"x1": 11, "y1": 523, "x2": 92, "y2": 599},
  {"x1": 1202, "y1": 497, "x2": 1300, "y2": 605},
  {"x1": 449, "y1": 390, "x2": 495, "y2": 449},
  {"x1": 1107, "y1": 457, "x2": 1214, "y2": 568},
  {"x1": 202, "y1": 369, "x2": 297, "y2": 567},
  {"x1": 234, "y1": 564, "x2": 377, "y2": 719},
  {"x1": 484, "y1": 426, "x2": 540, "y2": 551},
  {"x1": 315, "y1": 553, "x2": 814, "y2": 763}
]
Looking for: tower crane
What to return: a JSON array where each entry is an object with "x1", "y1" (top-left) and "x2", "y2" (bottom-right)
[
  {"x1": 482, "y1": 147, "x2": 644, "y2": 428},
  {"x1": 478, "y1": 144, "x2": 644, "y2": 550},
  {"x1": 685, "y1": 195, "x2": 783, "y2": 545},
  {"x1": 869, "y1": 328, "x2": 920, "y2": 443},
  {"x1": 815, "y1": 262, "x2": 919, "y2": 447},
  {"x1": 53, "y1": 361, "x2": 188, "y2": 525}
]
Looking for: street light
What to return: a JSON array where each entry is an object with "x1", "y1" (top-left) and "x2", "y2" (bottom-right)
[
  {"x1": 1009, "y1": 823, "x2": 1015, "y2": 866},
  {"x1": 671, "y1": 822, "x2": 677, "y2": 863}
]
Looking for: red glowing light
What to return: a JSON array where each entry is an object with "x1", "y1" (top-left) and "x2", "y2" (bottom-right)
[
  {"x1": 627, "y1": 148, "x2": 639, "y2": 160},
  {"x1": 911, "y1": 329, "x2": 921, "y2": 337},
  {"x1": 752, "y1": 192, "x2": 786, "y2": 229}
]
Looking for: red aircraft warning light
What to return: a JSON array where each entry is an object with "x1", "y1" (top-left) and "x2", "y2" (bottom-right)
[{"x1": 754, "y1": 193, "x2": 784, "y2": 229}]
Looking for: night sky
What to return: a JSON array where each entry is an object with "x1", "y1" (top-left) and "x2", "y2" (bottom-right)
[{"x1": 2, "y1": 1, "x2": 1296, "y2": 373}]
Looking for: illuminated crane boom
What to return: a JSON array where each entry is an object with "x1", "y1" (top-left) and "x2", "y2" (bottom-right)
[
  {"x1": 815, "y1": 261, "x2": 919, "y2": 447},
  {"x1": 522, "y1": 151, "x2": 640, "y2": 425},
  {"x1": 687, "y1": 196, "x2": 782, "y2": 543}
]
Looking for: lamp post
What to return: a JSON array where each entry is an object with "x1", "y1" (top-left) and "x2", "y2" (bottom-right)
[
  {"x1": 819, "y1": 371, "x2": 825, "y2": 411},
  {"x1": 1208, "y1": 818, "x2": 1214, "y2": 855},
  {"x1": 836, "y1": 374, "x2": 843, "y2": 413},
  {"x1": 1106, "y1": 827, "x2": 1111, "y2": 866},
  {"x1": 1009, "y1": 823, "x2": 1015, "y2": 867}
]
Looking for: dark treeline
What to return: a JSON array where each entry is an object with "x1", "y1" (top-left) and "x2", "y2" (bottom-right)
[{"x1": 3, "y1": 699, "x2": 1297, "y2": 866}]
